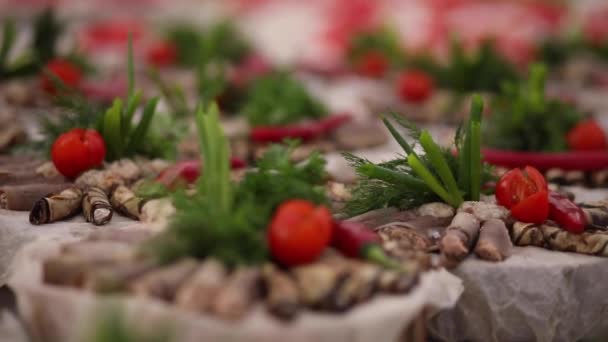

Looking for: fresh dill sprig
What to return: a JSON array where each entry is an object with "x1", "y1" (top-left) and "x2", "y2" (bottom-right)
[{"x1": 343, "y1": 95, "x2": 489, "y2": 217}]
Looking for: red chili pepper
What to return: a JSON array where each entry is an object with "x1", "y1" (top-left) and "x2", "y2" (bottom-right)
[
  {"x1": 250, "y1": 113, "x2": 351, "y2": 143},
  {"x1": 548, "y1": 191, "x2": 586, "y2": 234},
  {"x1": 155, "y1": 157, "x2": 246, "y2": 188},
  {"x1": 482, "y1": 148, "x2": 608, "y2": 171},
  {"x1": 332, "y1": 221, "x2": 401, "y2": 270}
]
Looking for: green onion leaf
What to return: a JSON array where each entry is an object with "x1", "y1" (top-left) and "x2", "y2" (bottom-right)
[
  {"x1": 103, "y1": 99, "x2": 124, "y2": 160},
  {"x1": 357, "y1": 163, "x2": 428, "y2": 191},
  {"x1": 469, "y1": 121, "x2": 482, "y2": 201},
  {"x1": 0, "y1": 19, "x2": 16, "y2": 66},
  {"x1": 123, "y1": 90, "x2": 142, "y2": 134},
  {"x1": 125, "y1": 97, "x2": 159, "y2": 156},
  {"x1": 407, "y1": 154, "x2": 455, "y2": 206},
  {"x1": 419, "y1": 130, "x2": 463, "y2": 206},
  {"x1": 382, "y1": 116, "x2": 416, "y2": 156}
]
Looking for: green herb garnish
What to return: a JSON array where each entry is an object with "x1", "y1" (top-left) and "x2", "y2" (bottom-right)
[
  {"x1": 484, "y1": 63, "x2": 582, "y2": 152},
  {"x1": 348, "y1": 27, "x2": 405, "y2": 67},
  {"x1": 241, "y1": 71, "x2": 327, "y2": 126},
  {"x1": 343, "y1": 95, "x2": 491, "y2": 217},
  {"x1": 0, "y1": 8, "x2": 63, "y2": 79},
  {"x1": 148, "y1": 103, "x2": 328, "y2": 266},
  {"x1": 411, "y1": 39, "x2": 519, "y2": 93}
]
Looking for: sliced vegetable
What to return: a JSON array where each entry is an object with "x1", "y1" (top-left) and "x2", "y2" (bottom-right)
[
  {"x1": 548, "y1": 191, "x2": 586, "y2": 234},
  {"x1": 268, "y1": 200, "x2": 333, "y2": 266},
  {"x1": 250, "y1": 114, "x2": 351, "y2": 143},
  {"x1": 566, "y1": 120, "x2": 607, "y2": 151},
  {"x1": 51, "y1": 128, "x2": 106, "y2": 178},
  {"x1": 495, "y1": 166, "x2": 549, "y2": 224},
  {"x1": 332, "y1": 221, "x2": 401, "y2": 270}
]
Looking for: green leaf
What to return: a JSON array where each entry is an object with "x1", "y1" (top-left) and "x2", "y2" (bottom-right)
[
  {"x1": 382, "y1": 116, "x2": 416, "y2": 156},
  {"x1": 102, "y1": 99, "x2": 124, "y2": 160},
  {"x1": 0, "y1": 18, "x2": 16, "y2": 66},
  {"x1": 123, "y1": 90, "x2": 142, "y2": 134},
  {"x1": 408, "y1": 154, "x2": 456, "y2": 206},
  {"x1": 125, "y1": 97, "x2": 159, "y2": 156},
  {"x1": 419, "y1": 131, "x2": 463, "y2": 206},
  {"x1": 469, "y1": 121, "x2": 482, "y2": 201},
  {"x1": 357, "y1": 164, "x2": 428, "y2": 191}
]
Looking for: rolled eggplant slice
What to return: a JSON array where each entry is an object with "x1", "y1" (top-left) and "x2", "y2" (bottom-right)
[
  {"x1": 439, "y1": 212, "x2": 481, "y2": 263},
  {"x1": 0, "y1": 183, "x2": 71, "y2": 211},
  {"x1": 591, "y1": 170, "x2": 608, "y2": 187},
  {"x1": 83, "y1": 261, "x2": 156, "y2": 293},
  {"x1": 377, "y1": 270, "x2": 418, "y2": 294},
  {"x1": 211, "y1": 267, "x2": 261, "y2": 320},
  {"x1": 175, "y1": 259, "x2": 228, "y2": 313},
  {"x1": 43, "y1": 255, "x2": 97, "y2": 287},
  {"x1": 82, "y1": 187, "x2": 113, "y2": 226},
  {"x1": 291, "y1": 263, "x2": 346, "y2": 309},
  {"x1": 457, "y1": 201, "x2": 511, "y2": 223},
  {"x1": 129, "y1": 259, "x2": 199, "y2": 302},
  {"x1": 579, "y1": 201, "x2": 608, "y2": 230},
  {"x1": 327, "y1": 261, "x2": 382, "y2": 311},
  {"x1": 541, "y1": 224, "x2": 608, "y2": 257},
  {"x1": 510, "y1": 222, "x2": 545, "y2": 247},
  {"x1": 474, "y1": 219, "x2": 513, "y2": 262},
  {"x1": 262, "y1": 264, "x2": 300, "y2": 320},
  {"x1": 29, "y1": 186, "x2": 83, "y2": 225},
  {"x1": 110, "y1": 185, "x2": 148, "y2": 220}
]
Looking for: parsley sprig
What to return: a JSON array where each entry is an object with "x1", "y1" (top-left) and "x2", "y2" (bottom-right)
[
  {"x1": 343, "y1": 95, "x2": 492, "y2": 217},
  {"x1": 484, "y1": 63, "x2": 582, "y2": 152}
]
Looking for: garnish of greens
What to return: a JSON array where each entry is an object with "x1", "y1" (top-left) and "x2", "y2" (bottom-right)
[
  {"x1": 348, "y1": 27, "x2": 405, "y2": 66},
  {"x1": 29, "y1": 36, "x2": 176, "y2": 160},
  {"x1": 0, "y1": 8, "x2": 62, "y2": 79},
  {"x1": 484, "y1": 63, "x2": 581, "y2": 152},
  {"x1": 343, "y1": 94, "x2": 493, "y2": 217},
  {"x1": 410, "y1": 39, "x2": 519, "y2": 93},
  {"x1": 166, "y1": 21, "x2": 250, "y2": 67},
  {"x1": 146, "y1": 103, "x2": 328, "y2": 266},
  {"x1": 241, "y1": 71, "x2": 327, "y2": 126}
]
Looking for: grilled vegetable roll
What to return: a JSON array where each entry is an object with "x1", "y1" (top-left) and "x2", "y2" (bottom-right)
[
  {"x1": 457, "y1": 201, "x2": 511, "y2": 223},
  {"x1": 29, "y1": 186, "x2": 83, "y2": 224},
  {"x1": 262, "y1": 264, "x2": 300, "y2": 320},
  {"x1": 564, "y1": 170, "x2": 585, "y2": 186},
  {"x1": 43, "y1": 255, "x2": 95, "y2": 287},
  {"x1": 129, "y1": 259, "x2": 198, "y2": 301},
  {"x1": 83, "y1": 261, "x2": 156, "y2": 293},
  {"x1": 82, "y1": 187, "x2": 113, "y2": 225},
  {"x1": 474, "y1": 219, "x2": 513, "y2": 262},
  {"x1": 175, "y1": 259, "x2": 228, "y2": 313},
  {"x1": 61, "y1": 241, "x2": 136, "y2": 263},
  {"x1": 328, "y1": 260, "x2": 382, "y2": 311},
  {"x1": 76, "y1": 159, "x2": 142, "y2": 192},
  {"x1": 541, "y1": 224, "x2": 608, "y2": 256},
  {"x1": 440, "y1": 212, "x2": 481, "y2": 263},
  {"x1": 211, "y1": 267, "x2": 261, "y2": 320},
  {"x1": 0, "y1": 183, "x2": 71, "y2": 211},
  {"x1": 292, "y1": 263, "x2": 346, "y2": 308},
  {"x1": 110, "y1": 185, "x2": 148, "y2": 220},
  {"x1": 579, "y1": 201, "x2": 608, "y2": 230},
  {"x1": 510, "y1": 222, "x2": 545, "y2": 247},
  {"x1": 416, "y1": 202, "x2": 455, "y2": 220},
  {"x1": 591, "y1": 170, "x2": 608, "y2": 187},
  {"x1": 545, "y1": 168, "x2": 566, "y2": 185},
  {"x1": 377, "y1": 270, "x2": 418, "y2": 294}
]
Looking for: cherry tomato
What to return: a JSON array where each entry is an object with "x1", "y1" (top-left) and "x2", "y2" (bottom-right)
[
  {"x1": 146, "y1": 40, "x2": 177, "y2": 67},
  {"x1": 566, "y1": 120, "x2": 607, "y2": 151},
  {"x1": 548, "y1": 191, "x2": 586, "y2": 234},
  {"x1": 51, "y1": 128, "x2": 106, "y2": 178},
  {"x1": 40, "y1": 59, "x2": 83, "y2": 94},
  {"x1": 495, "y1": 166, "x2": 549, "y2": 224},
  {"x1": 510, "y1": 190, "x2": 549, "y2": 224},
  {"x1": 495, "y1": 166, "x2": 547, "y2": 209},
  {"x1": 395, "y1": 70, "x2": 434, "y2": 103},
  {"x1": 268, "y1": 200, "x2": 333, "y2": 266},
  {"x1": 354, "y1": 51, "x2": 389, "y2": 78}
]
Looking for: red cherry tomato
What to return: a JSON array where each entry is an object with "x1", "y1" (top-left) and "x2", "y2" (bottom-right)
[
  {"x1": 495, "y1": 166, "x2": 549, "y2": 223},
  {"x1": 268, "y1": 200, "x2": 333, "y2": 266},
  {"x1": 510, "y1": 190, "x2": 549, "y2": 224},
  {"x1": 146, "y1": 40, "x2": 177, "y2": 67},
  {"x1": 51, "y1": 128, "x2": 106, "y2": 178},
  {"x1": 495, "y1": 166, "x2": 547, "y2": 209},
  {"x1": 40, "y1": 59, "x2": 83, "y2": 94},
  {"x1": 566, "y1": 120, "x2": 607, "y2": 151},
  {"x1": 548, "y1": 191, "x2": 586, "y2": 234},
  {"x1": 354, "y1": 51, "x2": 389, "y2": 78},
  {"x1": 395, "y1": 70, "x2": 434, "y2": 103}
]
